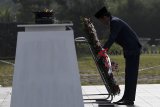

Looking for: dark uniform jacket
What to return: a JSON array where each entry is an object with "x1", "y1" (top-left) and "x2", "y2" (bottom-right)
[{"x1": 103, "y1": 16, "x2": 142, "y2": 56}]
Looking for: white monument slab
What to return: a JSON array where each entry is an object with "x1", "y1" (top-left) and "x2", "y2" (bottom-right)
[{"x1": 11, "y1": 29, "x2": 84, "y2": 107}]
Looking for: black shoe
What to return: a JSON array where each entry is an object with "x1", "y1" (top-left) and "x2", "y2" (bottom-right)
[
  {"x1": 113, "y1": 98, "x2": 124, "y2": 103},
  {"x1": 114, "y1": 100, "x2": 134, "y2": 105}
]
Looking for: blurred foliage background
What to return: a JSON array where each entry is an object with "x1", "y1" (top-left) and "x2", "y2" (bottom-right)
[
  {"x1": 0, "y1": 0, "x2": 160, "y2": 86},
  {"x1": 1, "y1": 0, "x2": 160, "y2": 58},
  {"x1": 0, "y1": 0, "x2": 160, "y2": 38}
]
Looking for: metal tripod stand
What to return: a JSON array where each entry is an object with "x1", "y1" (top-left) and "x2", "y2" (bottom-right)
[{"x1": 75, "y1": 37, "x2": 115, "y2": 106}]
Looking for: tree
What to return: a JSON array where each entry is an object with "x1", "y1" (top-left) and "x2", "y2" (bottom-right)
[
  {"x1": 110, "y1": 0, "x2": 160, "y2": 38},
  {"x1": 11, "y1": 0, "x2": 160, "y2": 38},
  {"x1": 0, "y1": 8, "x2": 12, "y2": 22},
  {"x1": 12, "y1": 0, "x2": 54, "y2": 23},
  {"x1": 54, "y1": 0, "x2": 106, "y2": 37}
]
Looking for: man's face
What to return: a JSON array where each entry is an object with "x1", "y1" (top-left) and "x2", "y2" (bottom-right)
[{"x1": 98, "y1": 16, "x2": 110, "y2": 25}]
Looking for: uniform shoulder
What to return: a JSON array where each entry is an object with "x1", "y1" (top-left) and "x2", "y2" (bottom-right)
[
  {"x1": 111, "y1": 16, "x2": 126, "y2": 26},
  {"x1": 110, "y1": 16, "x2": 122, "y2": 26},
  {"x1": 111, "y1": 16, "x2": 122, "y2": 22}
]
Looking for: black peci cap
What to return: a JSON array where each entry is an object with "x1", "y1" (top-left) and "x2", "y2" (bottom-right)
[{"x1": 95, "y1": 7, "x2": 111, "y2": 19}]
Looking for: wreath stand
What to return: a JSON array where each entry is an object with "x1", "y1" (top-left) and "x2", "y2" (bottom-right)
[{"x1": 75, "y1": 37, "x2": 115, "y2": 106}]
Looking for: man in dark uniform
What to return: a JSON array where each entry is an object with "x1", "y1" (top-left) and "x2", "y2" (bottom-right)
[{"x1": 95, "y1": 7, "x2": 142, "y2": 105}]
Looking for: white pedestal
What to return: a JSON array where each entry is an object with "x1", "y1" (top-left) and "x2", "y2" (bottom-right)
[
  {"x1": 18, "y1": 24, "x2": 73, "y2": 31},
  {"x1": 11, "y1": 24, "x2": 84, "y2": 107}
]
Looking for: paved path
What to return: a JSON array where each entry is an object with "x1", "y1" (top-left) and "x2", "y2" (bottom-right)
[{"x1": 0, "y1": 84, "x2": 160, "y2": 107}]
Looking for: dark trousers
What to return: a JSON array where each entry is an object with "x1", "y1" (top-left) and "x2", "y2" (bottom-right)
[{"x1": 122, "y1": 53, "x2": 140, "y2": 101}]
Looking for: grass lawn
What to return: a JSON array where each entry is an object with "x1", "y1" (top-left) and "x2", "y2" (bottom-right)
[
  {"x1": 0, "y1": 54, "x2": 160, "y2": 86},
  {"x1": 77, "y1": 54, "x2": 160, "y2": 85},
  {"x1": 0, "y1": 60, "x2": 14, "y2": 86}
]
